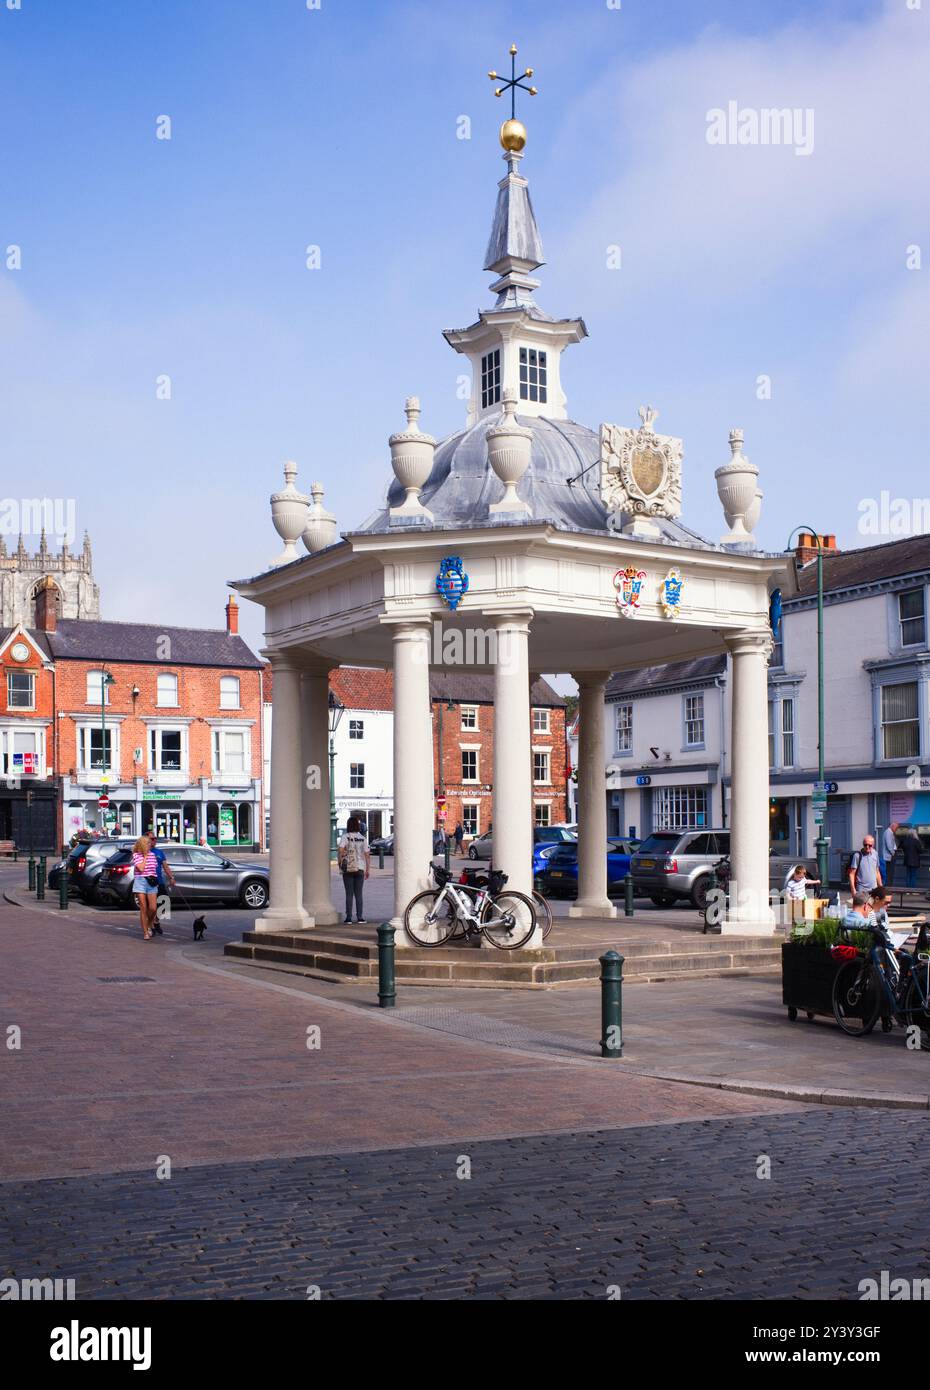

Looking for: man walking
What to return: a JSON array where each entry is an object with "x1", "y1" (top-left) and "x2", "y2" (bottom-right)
[
  {"x1": 454, "y1": 821, "x2": 464, "y2": 855},
  {"x1": 901, "y1": 827, "x2": 922, "y2": 889},
  {"x1": 848, "y1": 834, "x2": 882, "y2": 899},
  {"x1": 881, "y1": 822, "x2": 899, "y2": 885}
]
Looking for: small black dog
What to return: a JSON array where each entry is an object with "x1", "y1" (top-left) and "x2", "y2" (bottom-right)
[{"x1": 192, "y1": 916, "x2": 207, "y2": 941}]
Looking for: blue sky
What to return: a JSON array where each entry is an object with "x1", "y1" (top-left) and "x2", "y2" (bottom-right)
[{"x1": 1, "y1": 0, "x2": 926, "y2": 656}]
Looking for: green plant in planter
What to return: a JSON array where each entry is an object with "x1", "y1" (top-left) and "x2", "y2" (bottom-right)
[{"x1": 789, "y1": 916, "x2": 870, "y2": 951}]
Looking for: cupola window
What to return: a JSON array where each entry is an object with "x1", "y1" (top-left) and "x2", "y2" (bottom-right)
[
  {"x1": 519, "y1": 347, "x2": 547, "y2": 403},
  {"x1": 480, "y1": 349, "x2": 501, "y2": 408}
]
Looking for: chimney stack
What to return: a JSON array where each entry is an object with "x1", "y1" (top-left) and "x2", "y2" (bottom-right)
[
  {"x1": 795, "y1": 533, "x2": 837, "y2": 566},
  {"x1": 225, "y1": 594, "x2": 239, "y2": 635},
  {"x1": 35, "y1": 577, "x2": 58, "y2": 633}
]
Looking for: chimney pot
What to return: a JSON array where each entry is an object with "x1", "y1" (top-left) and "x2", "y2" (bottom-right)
[{"x1": 225, "y1": 595, "x2": 239, "y2": 635}]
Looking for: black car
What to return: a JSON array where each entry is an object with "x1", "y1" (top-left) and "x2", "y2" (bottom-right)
[
  {"x1": 62, "y1": 837, "x2": 138, "y2": 902},
  {"x1": 97, "y1": 844, "x2": 270, "y2": 910},
  {"x1": 369, "y1": 836, "x2": 394, "y2": 856}
]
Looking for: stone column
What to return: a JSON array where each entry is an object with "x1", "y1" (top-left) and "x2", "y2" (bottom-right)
[
  {"x1": 488, "y1": 611, "x2": 542, "y2": 945},
  {"x1": 254, "y1": 653, "x2": 310, "y2": 933},
  {"x1": 391, "y1": 622, "x2": 435, "y2": 931},
  {"x1": 723, "y1": 631, "x2": 775, "y2": 935},
  {"x1": 300, "y1": 666, "x2": 339, "y2": 926},
  {"x1": 570, "y1": 672, "x2": 616, "y2": 919}
]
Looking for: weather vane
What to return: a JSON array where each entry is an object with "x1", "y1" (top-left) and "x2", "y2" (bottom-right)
[{"x1": 488, "y1": 43, "x2": 537, "y2": 152}]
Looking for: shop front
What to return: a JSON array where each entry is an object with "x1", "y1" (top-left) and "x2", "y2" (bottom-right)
[{"x1": 60, "y1": 776, "x2": 262, "y2": 851}]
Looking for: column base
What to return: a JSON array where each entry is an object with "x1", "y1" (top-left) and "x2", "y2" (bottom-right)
[
  {"x1": 569, "y1": 899, "x2": 618, "y2": 920},
  {"x1": 304, "y1": 903, "x2": 341, "y2": 927},
  {"x1": 720, "y1": 919, "x2": 778, "y2": 937},
  {"x1": 253, "y1": 908, "x2": 312, "y2": 934}
]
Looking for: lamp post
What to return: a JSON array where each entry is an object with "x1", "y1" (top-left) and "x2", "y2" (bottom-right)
[
  {"x1": 786, "y1": 528, "x2": 829, "y2": 889},
  {"x1": 328, "y1": 690, "x2": 345, "y2": 859},
  {"x1": 100, "y1": 669, "x2": 116, "y2": 833},
  {"x1": 436, "y1": 698, "x2": 456, "y2": 865}
]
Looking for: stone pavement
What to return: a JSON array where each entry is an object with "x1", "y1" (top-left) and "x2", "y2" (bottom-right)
[
  {"x1": 0, "y1": 896, "x2": 793, "y2": 1184},
  {"x1": 4, "y1": 1107, "x2": 928, "y2": 1299}
]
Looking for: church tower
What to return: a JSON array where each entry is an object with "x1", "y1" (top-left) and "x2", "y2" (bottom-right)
[{"x1": 0, "y1": 528, "x2": 101, "y2": 628}]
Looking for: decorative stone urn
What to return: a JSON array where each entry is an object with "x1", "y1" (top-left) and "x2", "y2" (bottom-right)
[
  {"x1": 388, "y1": 396, "x2": 435, "y2": 521},
  {"x1": 744, "y1": 486, "x2": 763, "y2": 536},
  {"x1": 302, "y1": 482, "x2": 338, "y2": 554},
  {"x1": 715, "y1": 429, "x2": 760, "y2": 544},
  {"x1": 270, "y1": 460, "x2": 309, "y2": 567},
  {"x1": 488, "y1": 388, "x2": 532, "y2": 515}
]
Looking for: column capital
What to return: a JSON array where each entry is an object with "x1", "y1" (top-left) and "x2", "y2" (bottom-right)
[
  {"x1": 724, "y1": 629, "x2": 773, "y2": 659},
  {"x1": 260, "y1": 648, "x2": 307, "y2": 675},
  {"x1": 482, "y1": 608, "x2": 535, "y2": 631},
  {"x1": 571, "y1": 670, "x2": 612, "y2": 691}
]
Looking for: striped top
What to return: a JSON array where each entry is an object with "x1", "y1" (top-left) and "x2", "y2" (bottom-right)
[{"x1": 132, "y1": 850, "x2": 158, "y2": 877}]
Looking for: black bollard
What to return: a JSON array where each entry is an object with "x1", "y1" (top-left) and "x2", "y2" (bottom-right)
[
  {"x1": 624, "y1": 873, "x2": 634, "y2": 917},
  {"x1": 599, "y1": 950, "x2": 624, "y2": 1058},
  {"x1": 377, "y1": 922, "x2": 396, "y2": 1008},
  {"x1": 58, "y1": 872, "x2": 69, "y2": 910}
]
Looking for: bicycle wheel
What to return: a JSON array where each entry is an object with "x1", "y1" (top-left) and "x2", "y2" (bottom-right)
[
  {"x1": 832, "y1": 959, "x2": 881, "y2": 1037},
  {"x1": 533, "y1": 890, "x2": 553, "y2": 941},
  {"x1": 903, "y1": 980, "x2": 930, "y2": 1050},
  {"x1": 481, "y1": 890, "x2": 536, "y2": 950},
  {"x1": 404, "y1": 889, "x2": 457, "y2": 947}
]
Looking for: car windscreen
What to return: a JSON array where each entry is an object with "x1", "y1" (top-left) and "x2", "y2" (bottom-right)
[{"x1": 635, "y1": 833, "x2": 682, "y2": 855}]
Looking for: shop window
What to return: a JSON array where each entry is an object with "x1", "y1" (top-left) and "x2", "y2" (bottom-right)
[
  {"x1": 462, "y1": 803, "x2": 479, "y2": 836},
  {"x1": 652, "y1": 786, "x2": 708, "y2": 831}
]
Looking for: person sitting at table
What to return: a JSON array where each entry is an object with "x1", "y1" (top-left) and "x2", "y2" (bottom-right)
[{"x1": 868, "y1": 885, "x2": 892, "y2": 930}]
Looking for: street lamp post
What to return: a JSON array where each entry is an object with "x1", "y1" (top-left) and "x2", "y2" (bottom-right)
[
  {"x1": 786, "y1": 528, "x2": 830, "y2": 889},
  {"x1": 100, "y1": 670, "x2": 116, "y2": 832},
  {"x1": 328, "y1": 690, "x2": 345, "y2": 859},
  {"x1": 436, "y1": 698, "x2": 456, "y2": 867}
]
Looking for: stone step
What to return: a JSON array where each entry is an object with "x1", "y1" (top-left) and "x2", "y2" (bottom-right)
[{"x1": 225, "y1": 938, "x2": 782, "y2": 987}]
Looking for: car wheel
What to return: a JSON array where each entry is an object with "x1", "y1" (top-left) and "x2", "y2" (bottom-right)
[
  {"x1": 650, "y1": 893, "x2": 675, "y2": 908},
  {"x1": 240, "y1": 879, "x2": 269, "y2": 910},
  {"x1": 691, "y1": 877, "x2": 710, "y2": 911},
  {"x1": 468, "y1": 846, "x2": 477, "y2": 860}
]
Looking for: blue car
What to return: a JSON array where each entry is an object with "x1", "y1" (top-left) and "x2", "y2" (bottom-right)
[
  {"x1": 532, "y1": 833, "x2": 576, "y2": 878},
  {"x1": 540, "y1": 838, "x2": 641, "y2": 899}
]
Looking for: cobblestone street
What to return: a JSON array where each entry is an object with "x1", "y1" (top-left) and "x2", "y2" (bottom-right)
[{"x1": 5, "y1": 1109, "x2": 929, "y2": 1300}]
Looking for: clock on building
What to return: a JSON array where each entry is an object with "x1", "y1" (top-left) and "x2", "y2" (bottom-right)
[{"x1": 10, "y1": 642, "x2": 30, "y2": 662}]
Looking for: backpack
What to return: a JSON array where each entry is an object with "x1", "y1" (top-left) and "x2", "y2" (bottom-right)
[{"x1": 341, "y1": 833, "x2": 365, "y2": 873}]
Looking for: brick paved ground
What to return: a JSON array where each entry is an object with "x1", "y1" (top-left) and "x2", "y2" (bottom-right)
[{"x1": 3, "y1": 1108, "x2": 928, "y2": 1300}]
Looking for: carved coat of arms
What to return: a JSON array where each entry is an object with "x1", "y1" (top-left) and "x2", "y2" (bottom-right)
[
  {"x1": 436, "y1": 556, "x2": 469, "y2": 610},
  {"x1": 614, "y1": 566, "x2": 647, "y2": 618},
  {"x1": 599, "y1": 406, "x2": 684, "y2": 534},
  {"x1": 660, "y1": 569, "x2": 684, "y2": 618}
]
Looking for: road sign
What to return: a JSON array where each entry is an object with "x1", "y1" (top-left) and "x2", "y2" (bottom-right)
[
  {"x1": 813, "y1": 781, "x2": 838, "y2": 794},
  {"x1": 98, "y1": 795, "x2": 110, "y2": 808}
]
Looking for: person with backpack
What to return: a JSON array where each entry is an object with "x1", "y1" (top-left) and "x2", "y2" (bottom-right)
[
  {"x1": 337, "y1": 815, "x2": 370, "y2": 924},
  {"x1": 848, "y1": 835, "x2": 882, "y2": 898}
]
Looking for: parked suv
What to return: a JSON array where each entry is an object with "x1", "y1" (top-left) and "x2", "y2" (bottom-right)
[
  {"x1": 630, "y1": 829, "x2": 730, "y2": 910},
  {"x1": 62, "y1": 836, "x2": 138, "y2": 903},
  {"x1": 97, "y1": 843, "x2": 270, "y2": 910}
]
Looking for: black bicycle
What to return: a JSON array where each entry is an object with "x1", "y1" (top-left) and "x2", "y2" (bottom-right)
[{"x1": 832, "y1": 918, "x2": 930, "y2": 1047}]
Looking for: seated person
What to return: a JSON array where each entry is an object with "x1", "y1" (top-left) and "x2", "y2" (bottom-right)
[{"x1": 843, "y1": 891, "x2": 878, "y2": 930}]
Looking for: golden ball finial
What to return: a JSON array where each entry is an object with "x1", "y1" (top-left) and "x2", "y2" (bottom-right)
[{"x1": 499, "y1": 117, "x2": 527, "y2": 152}]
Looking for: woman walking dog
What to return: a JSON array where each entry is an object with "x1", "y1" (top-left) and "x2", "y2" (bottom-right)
[{"x1": 131, "y1": 833, "x2": 160, "y2": 940}]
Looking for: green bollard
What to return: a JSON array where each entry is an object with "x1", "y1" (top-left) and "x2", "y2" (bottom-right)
[
  {"x1": 28, "y1": 857, "x2": 35, "y2": 891},
  {"x1": 599, "y1": 950, "x2": 624, "y2": 1058},
  {"x1": 624, "y1": 873, "x2": 635, "y2": 917},
  {"x1": 36, "y1": 860, "x2": 46, "y2": 900},
  {"x1": 377, "y1": 923, "x2": 396, "y2": 1008},
  {"x1": 59, "y1": 872, "x2": 69, "y2": 910},
  {"x1": 444, "y1": 838, "x2": 451, "y2": 873},
  {"x1": 378, "y1": 846, "x2": 385, "y2": 870},
  {"x1": 12, "y1": 847, "x2": 17, "y2": 862}
]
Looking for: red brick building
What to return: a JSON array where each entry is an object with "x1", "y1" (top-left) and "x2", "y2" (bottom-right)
[
  {"x1": 1, "y1": 586, "x2": 265, "y2": 852},
  {"x1": 429, "y1": 673, "x2": 568, "y2": 841}
]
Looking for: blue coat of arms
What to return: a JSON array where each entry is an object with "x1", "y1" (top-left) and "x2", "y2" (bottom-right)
[
  {"x1": 661, "y1": 568, "x2": 683, "y2": 618},
  {"x1": 436, "y1": 556, "x2": 469, "y2": 610}
]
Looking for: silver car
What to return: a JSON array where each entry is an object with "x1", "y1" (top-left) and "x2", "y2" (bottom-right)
[{"x1": 630, "y1": 829, "x2": 730, "y2": 909}]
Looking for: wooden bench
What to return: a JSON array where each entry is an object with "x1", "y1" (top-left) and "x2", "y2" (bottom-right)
[{"x1": 0, "y1": 840, "x2": 17, "y2": 858}]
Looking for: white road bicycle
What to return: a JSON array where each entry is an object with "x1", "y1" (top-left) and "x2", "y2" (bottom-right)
[{"x1": 404, "y1": 864, "x2": 537, "y2": 951}]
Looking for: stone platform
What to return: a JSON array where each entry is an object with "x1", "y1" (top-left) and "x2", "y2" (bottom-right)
[{"x1": 224, "y1": 918, "x2": 782, "y2": 988}]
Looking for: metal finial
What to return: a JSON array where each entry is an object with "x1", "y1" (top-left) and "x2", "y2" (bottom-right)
[{"x1": 487, "y1": 43, "x2": 538, "y2": 122}]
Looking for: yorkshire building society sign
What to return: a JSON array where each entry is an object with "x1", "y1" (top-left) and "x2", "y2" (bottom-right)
[{"x1": 599, "y1": 406, "x2": 683, "y2": 536}]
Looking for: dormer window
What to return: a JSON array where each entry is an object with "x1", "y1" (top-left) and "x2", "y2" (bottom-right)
[
  {"x1": 481, "y1": 349, "x2": 501, "y2": 408},
  {"x1": 519, "y1": 348, "x2": 547, "y2": 403}
]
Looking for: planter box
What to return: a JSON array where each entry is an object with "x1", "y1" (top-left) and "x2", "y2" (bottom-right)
[{"x1": 781, "y1": 941, "x2": 844, "y2": 1020}]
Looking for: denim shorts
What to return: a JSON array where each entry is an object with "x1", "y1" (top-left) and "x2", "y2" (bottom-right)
[{"x1": 133, "y1": 877, "x2": 156, "y2": 895}]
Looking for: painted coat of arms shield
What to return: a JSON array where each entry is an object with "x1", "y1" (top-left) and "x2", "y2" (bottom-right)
[
  {"x1": 614, "y1": 565, "x2": 647, "y2": 618},
  {"x1": 436, "y1": 556, "x2": 469, "y2": 610}
]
